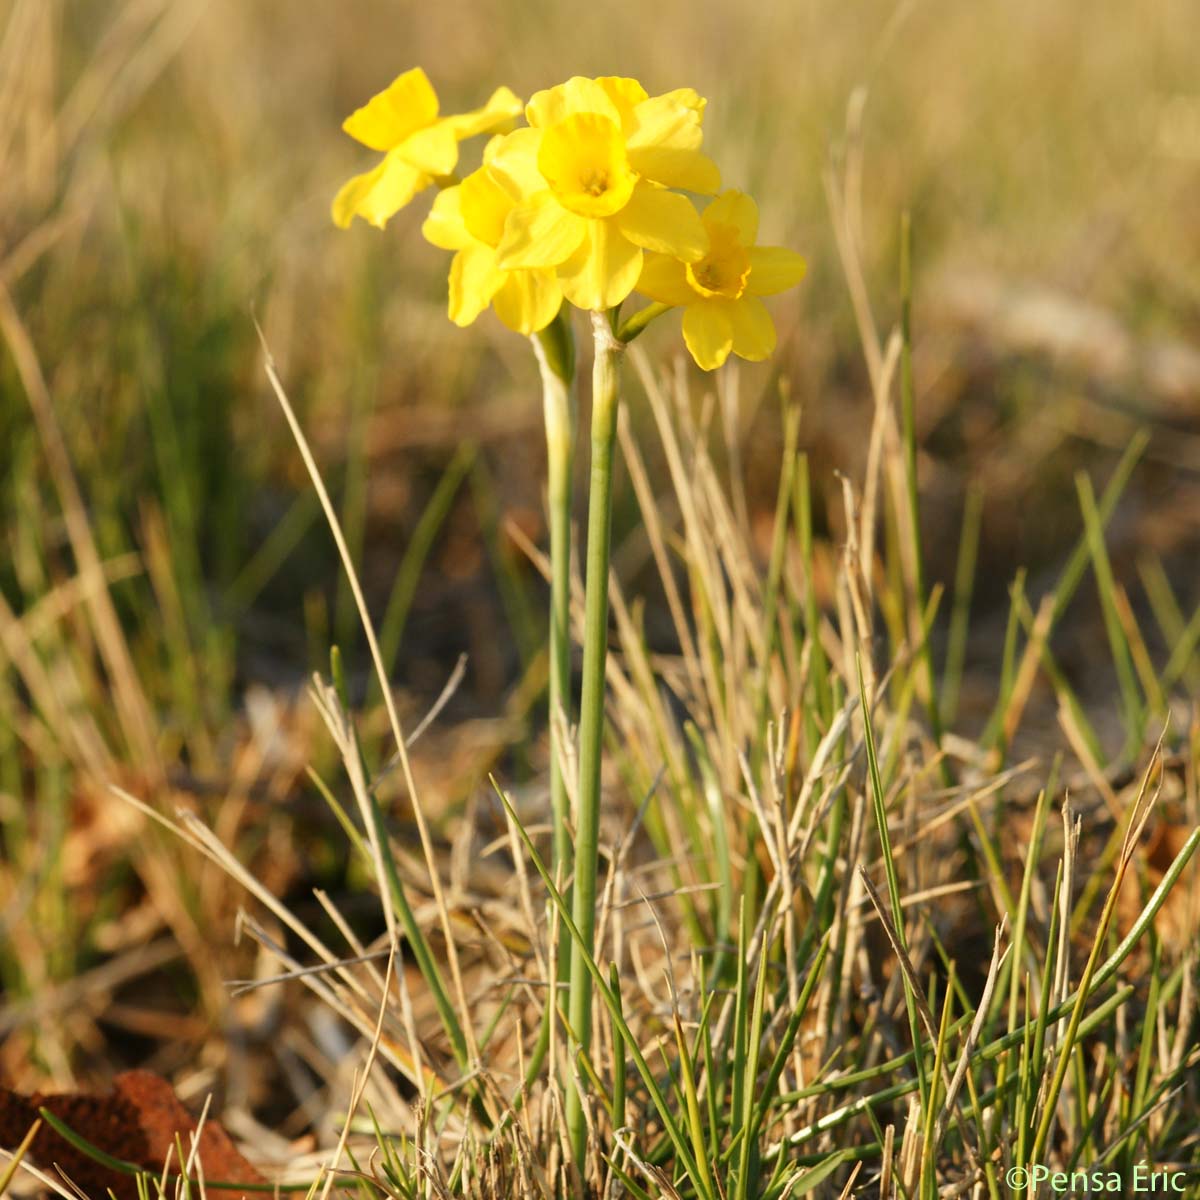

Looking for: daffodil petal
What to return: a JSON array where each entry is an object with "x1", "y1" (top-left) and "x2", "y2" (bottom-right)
[
  {"x1": 627, "y1": 95, "x2": 704, "y2": 154},
  {"x1": 727, "y1": 296, "x2": 776, "y2": 360},
  {"x1": 422, "y1": 187, "x2": 472, "y2": 250},
  {"x1": 636, "y1": 252, "x2": 696, "y2": 307},
  {"x1": 703, "y1": 190, "x2": 759, "y2": 243},
  {"x1": 332, "y1": 167, "x2": 380, "y2": 229},
  {"x1": 596, "y1": 77, "x2": 649, "y2": 130},
  {"x1": 397, "y1": 122, "x2": 460, "y2": 175},
  {"x1": 441, "y1": 85, "x2": 523, "y2": 140},
  {"x1": 485, "y1": 128, "x2": 546, "y2": 200},
  {"x1": 492, "y1": 270, "x2": 563, "y2": 334},
  {"x1": 526, "y1": 76, "x2": 620, "y2": 127},
  {"x1": 656, "y1": 87, "x2": 707, "y2": 121},
  {"x1": 342, "y1": 67, "x2": 438, "y2": 151},
  {"x1": 747, "y1": 246, "x2": 808, "y2": 295},
  {"x1": 331, "y1": 152, "x2": 428, "y2": 229},
  {"x1": 627, "y1": 146, "x2": 721, "y2": 194},
  {"x1": 458, "y1": 167, "x2": 513, "y2": 246},
  {"x1": 682, "y1": 302, "x2": 734, "y2": 370},
  {"x1": 615, "y1": 184, "x2": 708, "y2": 261},
  {"x1": 557, "y1": 220, "x2": 643, "y2": 311},
  {"x1": 448, "y1": 244, "x2": 506, "y2": 327},
  {"x1": 497, "y1": 195, "x2": 587, "y2": 269}
]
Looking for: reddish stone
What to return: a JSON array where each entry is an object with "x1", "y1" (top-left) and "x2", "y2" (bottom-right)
[{"x1": 0, "y1": 1070, "x2": 263, "y2": 1199}]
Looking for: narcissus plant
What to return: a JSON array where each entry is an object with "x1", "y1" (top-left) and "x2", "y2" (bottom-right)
[{"x1": 331, "y1": 66, "x2": 805, "y2": 1178}]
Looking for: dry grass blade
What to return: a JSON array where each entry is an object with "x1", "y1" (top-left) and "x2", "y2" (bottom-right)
[
  {"x1": 316, "y1": 938, "x2": 398, "y2": 1200},
  {"x1": 931, "y1": 921, "x2": 1008, "y2": 1152},
  {"x1": 258, "y1": 329, "x2": 480, "y2": 1079},
  {"x1": 1030, "y1": 740, "x2": 1166, "y2": 1163},
  {"x1": 856, "y1": 867, "x2": 984, "y2": 1178},
  {"x1": 0, "y1": 1117, "x2": 42, "y2": 1198}
]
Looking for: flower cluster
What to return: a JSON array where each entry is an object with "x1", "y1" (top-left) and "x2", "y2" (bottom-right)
[{"x1": 334, "y1": 70, "x2": 806, "y2": 368}]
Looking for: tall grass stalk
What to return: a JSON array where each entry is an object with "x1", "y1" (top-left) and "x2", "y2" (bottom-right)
[{"x1": 565, "y1": 309, "x2": 625, "y2": 1167}]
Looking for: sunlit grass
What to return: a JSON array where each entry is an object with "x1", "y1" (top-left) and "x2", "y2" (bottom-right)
[{"x1": 1, "y1": 1, "x2": 1199, "y2": 1197}]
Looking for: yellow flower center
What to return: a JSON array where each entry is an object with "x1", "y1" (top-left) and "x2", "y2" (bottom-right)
[
  {"x1": 686, "y1": 223, "x2": 750, "y2": 299},
  {"x1": 537, "y1": 113, "x2": 638, "y2": 218}
]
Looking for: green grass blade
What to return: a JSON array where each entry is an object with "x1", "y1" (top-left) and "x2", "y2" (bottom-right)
[
  {"x1": 857, "y1": 651, "x2": 929, "y2": 1107},
  {"x1": 492, "y1": 779, "x2": 713, "y2": 1198},
  {"x1": 1075, "y1": 472, "x2": 1145, "y2": 757}
]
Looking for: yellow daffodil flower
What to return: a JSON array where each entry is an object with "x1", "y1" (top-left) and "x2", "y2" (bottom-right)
[
  {"x1": 635, "y1": 190, "x2": 806, "y2": 370},
  {"x1": 421, "y1": 155, "x2": 563, "y2": 335},
  {"x1": 489, "y1": 76, "x2": 720, "y2": 311},
  {"x1": 332, "y1": 68, "x2": 522, "y2": 230}
]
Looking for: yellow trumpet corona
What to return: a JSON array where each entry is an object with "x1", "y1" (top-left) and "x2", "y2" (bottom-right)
[
  {"x1": 636, "y1": 190, "x2": 807, "y2": 369},
  {"x1": 488, "y1": 76, "x2": 720, "y2": 312}
]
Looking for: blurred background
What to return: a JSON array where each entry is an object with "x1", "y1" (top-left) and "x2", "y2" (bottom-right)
[{"x1": 1, "y1": 0, "x2": 1198, "y2": 1135}]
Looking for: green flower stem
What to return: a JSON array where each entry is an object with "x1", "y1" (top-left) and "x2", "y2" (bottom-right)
[
  {"x1": 532, "y1": 309, "x2": 577, "y2": 895},
  {"x1": 616, "y1": 301, "x2": 670, "y2": 344},
  {"x1": 565, "y1": 309, "x2": 625, "y2": 1167}
]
